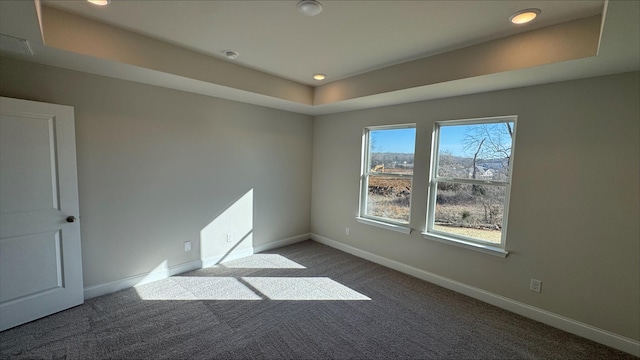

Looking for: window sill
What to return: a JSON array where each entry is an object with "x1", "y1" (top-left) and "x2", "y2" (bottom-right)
[
  {"x1": 422, "y1": 232, "x2": 509, "y2": 258},
  {"x1": 356, "y1": 217, "x2": 412, "y2": 234}
]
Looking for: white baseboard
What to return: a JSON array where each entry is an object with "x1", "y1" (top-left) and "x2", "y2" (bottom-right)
[
  {"x1": 310, "y1": 233, "x2": 640, "y2": 357},
  {"x1": 84, "y1": 233, "x2": 310, "y2": 300},
  {"x1": 201, "y1": 233, "x2": 309, "y2": 268},
  {"x1": 83, "y1": 259, "x2": 202, "y2": 299},
  {"x1": 200, "y1": 247, "x2": 255, "y2": 269},
  {"x1": 253, "y1": 233, "x2": 310, "y2": 253}
]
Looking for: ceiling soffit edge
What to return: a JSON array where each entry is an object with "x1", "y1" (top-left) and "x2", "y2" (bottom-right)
[
  {"x1": 39, "y1": 5, "x2": 314, "y2": 106},
  {"x1": 37, "y1": 6, "x2": 603, "y2": 109},
  {"x1": 314, "y1": 15, "x2": 602, "y2": 105}
]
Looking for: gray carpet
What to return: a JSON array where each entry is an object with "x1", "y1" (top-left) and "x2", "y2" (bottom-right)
[{"x1": 0, "y1": 240, "x2": 635, "y2": 359}]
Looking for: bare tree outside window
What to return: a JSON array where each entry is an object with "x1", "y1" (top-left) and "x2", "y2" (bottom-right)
[{"x1": 428, "y1": 118, "x2": 516, "y2": 246}]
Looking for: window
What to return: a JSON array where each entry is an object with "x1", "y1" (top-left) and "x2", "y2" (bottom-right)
[
  {"x1": 358, "y1": 124, "x2": 416, "y2": 233},
  {"x1": 425, "y1": 116, "x2": 516, "y2": 254}
]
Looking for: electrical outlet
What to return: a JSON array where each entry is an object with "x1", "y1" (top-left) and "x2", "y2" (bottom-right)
[
  {"x1": 345, "y1": 227, "x2": 350, "y2": 236},
  {"x1": 226, "y1": 233, "x2": 233, "y2": 242},
  {"x1": 530, "y1": 279, "x2": 542, "y2": 293},
  {"x1": 184, "y1": 241, "x2": 191, "y2": 252}
]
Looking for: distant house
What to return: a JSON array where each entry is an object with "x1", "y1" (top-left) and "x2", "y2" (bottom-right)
[{"x1": 470, "y1": 166, "x2": 494, "y2": 180}]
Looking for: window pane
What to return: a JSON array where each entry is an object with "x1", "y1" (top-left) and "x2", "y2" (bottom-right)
[
  {"x1": 437, "y1": 122, "x2": 513, "y2": 181},
  {"x1": 365, "y1": 176, "x2": 412, "y2": 224},
  {"x1": 369, "y1": 128, "x2": 415, "y2": 176},
  {"x1": 433, "y1": 181, "x2": 506, "y2": 244}
]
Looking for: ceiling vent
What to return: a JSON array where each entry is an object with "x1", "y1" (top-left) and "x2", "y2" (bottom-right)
[{"x1": 0, "y1": 34, "x2": 33, "y2": 56}]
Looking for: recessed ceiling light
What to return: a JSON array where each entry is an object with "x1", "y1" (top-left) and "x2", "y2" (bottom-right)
[
  {"x1": 297, "y1": 0, "x2": 323, "y2": 16},
  {"x1": 313, "y1": 73, "x2": 326, "y2": 81},
  {"x1": 87, "y1": 0, "x2": 110, "y2": 5},
  {"x1": 509, "y1": 8, "x2": 541, "y2": 25}
]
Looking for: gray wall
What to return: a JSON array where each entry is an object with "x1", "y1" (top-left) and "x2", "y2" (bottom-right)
[
  {"x1": 0, "y1": 57, "x2": 313, "y2": 288},
  {"x1": 311, "y1": 72, "x2": 640, "y2": 341},
  {"x1": 1, "y1": 56, "x2": 638, "y2": 342}
]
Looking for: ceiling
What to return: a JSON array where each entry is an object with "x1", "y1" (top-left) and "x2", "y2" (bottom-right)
[
  {"x1": 41, "y1": 0, "x2": 605, "y2": 85},
  {"x1": 0, "y1": 0, "x2": 638, "y2": 115}
]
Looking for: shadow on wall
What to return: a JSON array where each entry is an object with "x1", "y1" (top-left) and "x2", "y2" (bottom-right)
[
  {"x1": 199, "y1": 189, "x2": 255, "y2": 267},
  {"x1": 129, "y1": 188, "x2": 370, "y2": 301},
  {"x1": 130, "y1": 189, "x2": 255, "y2": 288}
]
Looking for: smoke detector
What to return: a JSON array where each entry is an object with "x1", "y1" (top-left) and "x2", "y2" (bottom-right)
[{"x1": 297, "y1": 0, "x2": 323, "y2": 16}]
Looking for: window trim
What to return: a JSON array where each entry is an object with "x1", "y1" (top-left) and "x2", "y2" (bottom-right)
[
  {"x1": 358, "y1": 123, "x2": 416, "y2": 231},
  {"x1": 357, "y1": 216, "x2": 412, "y2": 234},
  {"x1": 422, "y1": 231, "x2": 509, "y2": 257},
  {"x1": 425, "y1": 115, "x2": 517, "y2": 252}
]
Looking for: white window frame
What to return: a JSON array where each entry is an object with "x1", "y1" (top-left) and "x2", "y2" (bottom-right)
[
  {"x1": 357, "y1": 124, "x2": 416, "y2": 234},
  {"x1": 423, "y1": 116, "x2": 517, "y2": 257}
]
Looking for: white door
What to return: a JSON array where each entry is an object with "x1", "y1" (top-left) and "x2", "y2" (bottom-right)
[{"x1": 0, "y1": 97, "x2": 83, "y2": 331}]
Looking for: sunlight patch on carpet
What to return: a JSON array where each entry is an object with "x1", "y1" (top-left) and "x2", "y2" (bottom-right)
[
  {"x1": 220, "y1": 254, "x2": 306, "y2": 269},
  {"x1": 135, "y1": 276, "x2": 370, "y2": 301},
  {"x1": 135, "y1": 277, "x2": 261, "y2": 300},
  {"x1": 242, "y1": 277, "x2": 371, "y2": 300}
]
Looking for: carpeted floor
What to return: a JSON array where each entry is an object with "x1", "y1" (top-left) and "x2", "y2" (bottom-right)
[{"x1": 0, "y1": 240, "x2": 635, "y2": 359}]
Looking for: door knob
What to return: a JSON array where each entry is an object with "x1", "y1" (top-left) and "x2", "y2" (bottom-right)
[{"x1": 66, "y1": 216, "x2": 76, "y2": 223}]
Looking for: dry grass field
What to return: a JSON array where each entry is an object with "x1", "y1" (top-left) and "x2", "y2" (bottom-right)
[
  {"x1": 366, "y1": 176, "x2": 412, "y2": 223},
  {"x1": 367, "y1": 169, "x2": 503, "y2": 243},
  {"x1": 433, "y1": 225, "x2": 502, "y2": 244}
]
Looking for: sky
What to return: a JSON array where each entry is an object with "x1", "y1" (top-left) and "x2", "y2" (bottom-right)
[
  {"x1": 439, "y1": 123, "x2": 514, "y2": 157},
  {"x1": 438, "y1": 125, "x2": 469, "y2": 156},
  {"x1": 371, "y1": 123, "x2": 513, "y2": 157},
  {"x1": 370, "y1": 128, "x2": 416, "y2": 153}
]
